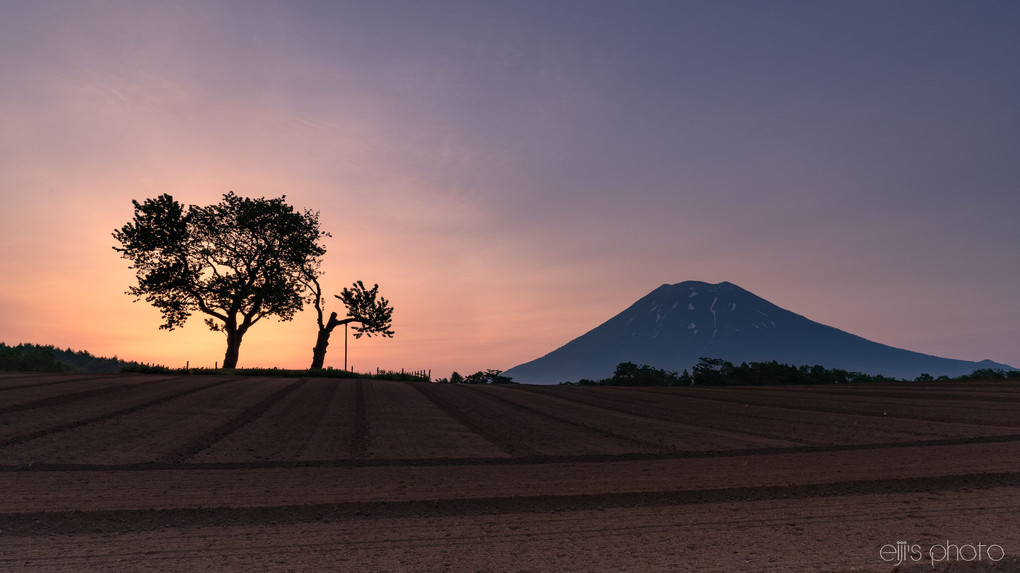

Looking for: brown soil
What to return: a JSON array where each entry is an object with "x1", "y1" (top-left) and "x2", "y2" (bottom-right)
[{"x1": 1, "y1": 372, "x2": 1018, "y2": 572}]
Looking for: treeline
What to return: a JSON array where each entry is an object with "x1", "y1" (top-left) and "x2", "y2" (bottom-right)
[
  {"x1": 122, "y1": 364, "x2": 430, "y2": 382},
  {"x1": 562, "y1": 358, "x2": 1020, "y2": 387},
  {"x1": 434, "y1": 369, "x2": 516, "y2": 384},
  {"x1": 0, "y1": 343, "x2": 142, "y2": 374}
]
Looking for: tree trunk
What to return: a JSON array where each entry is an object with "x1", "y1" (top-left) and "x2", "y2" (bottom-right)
[
  {"x1": 310, "y1": 327, "x2": 331, "y2": 369},
  {"x1": 309, "y1": 312, "x2": 351, "y2": 370},
  {"x1": 222, "y1": 328, "x2": 243, "y2": 369}
]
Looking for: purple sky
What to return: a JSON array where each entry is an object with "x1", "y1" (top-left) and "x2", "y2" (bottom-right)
[{"x1": 1, "y1": 1, "x2": 1018, "y2": 375}]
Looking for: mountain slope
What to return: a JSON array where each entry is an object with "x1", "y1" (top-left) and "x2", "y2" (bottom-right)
[{"x1": 503, "y1": 281, "x2": 1015, "y2": 384}]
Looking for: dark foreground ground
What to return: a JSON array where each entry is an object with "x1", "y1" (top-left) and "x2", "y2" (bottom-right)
[{"x1": 1, "y1": 372, "x2": 1018, "y2": 572}]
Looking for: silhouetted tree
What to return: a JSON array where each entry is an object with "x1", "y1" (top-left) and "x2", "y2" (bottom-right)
[
  {"x1": 967, "y1": 368, "x2": 1008, "y2": 380},
  {"x1": 609, "y1": 362, "x2": 680, "y2": 386},
  {"x1": 692, "y1": 357, "x2": 734, "y2": 385},
  {"x1": 113, "y1": 192, "x2": 328, "y2": 369},
  {"x1": 460, "y1": 369, "x2": 515, "y2": 384},
  {"x1": 304, "y1": 276, "x2": 394, "y2": 369},
  {"x1": 612, "y1": 361, "x2": 640, "y2": 384}
]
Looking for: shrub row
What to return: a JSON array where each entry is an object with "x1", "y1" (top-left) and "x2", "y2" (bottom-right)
[{"x1": 560, "y1": 358, "x2": 1020, "y2": 386}]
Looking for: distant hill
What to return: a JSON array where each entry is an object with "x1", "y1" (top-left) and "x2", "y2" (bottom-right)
[
  {"x1": 0, "y1": 343, "x2": 142, "y2": 373},
  {"x1": 503, "y1": 281, "x2": 1017, "y2": 384}
]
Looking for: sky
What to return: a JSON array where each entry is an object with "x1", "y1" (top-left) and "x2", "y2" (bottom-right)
[{"x1": 1, "y1": 1, "x2": 1018, "y2": 377}]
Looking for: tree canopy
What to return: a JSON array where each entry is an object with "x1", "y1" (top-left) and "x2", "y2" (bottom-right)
[
  {"x1": 113, "y1": 192, "x2": 328, "y2": 368},
  {"x1": 304, "y1": 276, "x2": 394, "y2": 369}
]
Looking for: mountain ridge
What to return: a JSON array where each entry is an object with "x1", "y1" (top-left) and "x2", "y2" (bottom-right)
[{"x1": 503, "y1": 281, "x2": 1015, "y2": 384}]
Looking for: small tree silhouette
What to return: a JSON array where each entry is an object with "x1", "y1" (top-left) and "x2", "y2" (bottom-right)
[{"x1": 304, "y1": 274, "x2": 394, "y2": 370}]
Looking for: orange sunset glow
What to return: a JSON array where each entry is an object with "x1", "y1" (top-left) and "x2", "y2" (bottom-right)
[{"x1": 1, "y1": 2, "x2": 1018, "y2": 379}]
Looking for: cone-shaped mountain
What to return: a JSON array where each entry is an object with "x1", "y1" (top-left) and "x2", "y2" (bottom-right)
[{"x1": 503, "y1": 281, "x2": 1015, "y2": 384}]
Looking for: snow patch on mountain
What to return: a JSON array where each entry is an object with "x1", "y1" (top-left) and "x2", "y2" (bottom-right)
[{"x1": 710, "y1": 296, "x2": 718, "y2": 338}]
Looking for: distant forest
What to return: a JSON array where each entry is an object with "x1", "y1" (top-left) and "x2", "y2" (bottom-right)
[
  {"x1": 563, "y1": 358, "x2": 1020, "y2": 386},
  {"x1": 0, "y1": 343, "x2": 142, "y2": 374}
]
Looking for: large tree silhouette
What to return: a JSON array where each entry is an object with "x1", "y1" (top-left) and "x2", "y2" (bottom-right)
[
  {"x1": 304, "y1": 275, "x2": 394, "y2": 369},
  {"x1": 113, "y1": 192, "x2": 328, "y2": 368}
]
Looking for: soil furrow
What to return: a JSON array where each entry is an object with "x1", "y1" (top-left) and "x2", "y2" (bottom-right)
[
  {"x1": 410, "y1": 383, "x2": 521, "y2": 456},
  {"x1": 359, "y1": 380, "x2": 507, "y2": 459},
  {"x1": 301, "y1": 379, "x2": 359, "y2": 461},
  {"x1": 158, "y1": 378, "x2": 309, "y2": 464},
  {"x1": 190, "y1": 378, "x2": 352, "y2": 463},
  {"x1": 466, "y1": 384, "x2": 673, "y2": 453},
  {"x1": 731, "y1": 383, "x2": 1020, "y2": 402},
  {"x1": 352, "y1": 379, "x2": 367, "y2": 460},
  {"x1": 515, "y1": 384, "x2": 815, "y2": 447},
  {"x1": 0, "y1": 374, "x2": 119, "y2": 392},
  {"x1": 0, "y1": 377, "x2": 241, "y2": 449},
  {"x1": 2, "y1": 470, "x2": 1017, "y2": 536},
  {"x1": 638, "y1": 386, "x2": 1020, "y2": 427},
  {"x1": 0, "y1": 376, "x2": 174, "y2": 412},
  {"x1": 4, "y1": 431, "x2": 1020, "y2": 473}
]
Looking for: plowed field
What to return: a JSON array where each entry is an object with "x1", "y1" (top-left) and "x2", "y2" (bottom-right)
[{"x1": 1, "y1": 373, "x2": 1018, "y2": 572}]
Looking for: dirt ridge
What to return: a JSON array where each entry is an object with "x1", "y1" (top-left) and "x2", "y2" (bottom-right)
[
  {"x1": 4, "y1": 431, "x2": 1020, "y2": 473},
  {"x1": 464, "y1": 383, "x2": 674, "y2": 453},
  {"x1": 0, "y1": 376, "x2": 177, "y2": 413},
  {"x1": 157, "y1": 378, "x2": 309, "y2": 464},
  {"x1": 2, "y1": 470, "x2": 1018, "y2": 537},
  {"x1": 0, "y1": 377, "x2": 242, "y2": 449},
  {"x1": 411, "y1": 381, "x2": 522, "y2": 456}
]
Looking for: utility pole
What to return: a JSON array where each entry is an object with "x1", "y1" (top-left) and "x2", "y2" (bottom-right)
[{"x1": 344, "y1": 322, "x2": 348, "y2": 371}]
